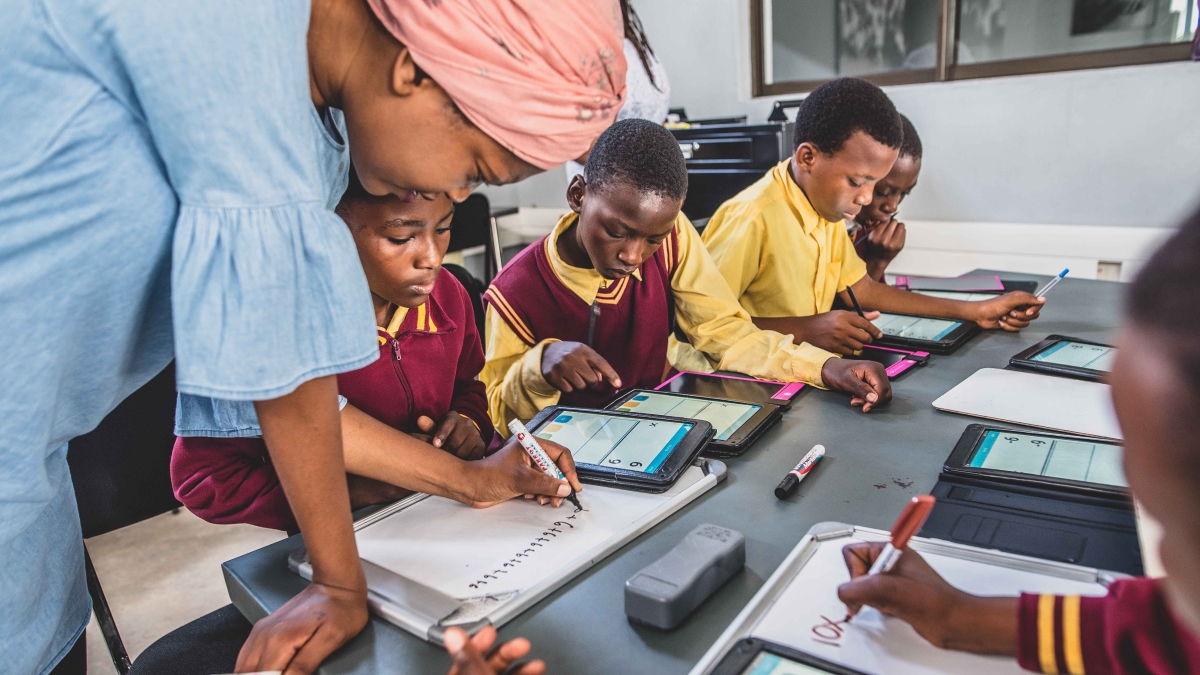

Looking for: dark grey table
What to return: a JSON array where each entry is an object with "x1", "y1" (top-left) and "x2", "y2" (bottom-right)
[{"x1": 223, "y1": 270, "x2": 1123, "y2": 674}]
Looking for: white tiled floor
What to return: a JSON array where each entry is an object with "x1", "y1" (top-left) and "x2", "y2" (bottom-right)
[{"x1": 84, "y1": 510, "x2": 284, "y2": 675}]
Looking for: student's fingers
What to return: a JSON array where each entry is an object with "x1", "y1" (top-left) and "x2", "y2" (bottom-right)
[
  {"x1": 1003, "y1": 291, "x2": 1043, "y2": 311},
  {"x1": 837, "y1": 572, "x2": 913, "y2": 620},
  {"x1": 486, "y1": 636, "x2": 533, "y2": 672},
  {"x1": 512, "y1": 660, "x2": 548, "y2": 675},
  {"x1": 560, "y1": 366, "x2": 589, "y2": 392},
  {"x1": 848, "y1": 314, "x2": 883, "y2": 340},
  {"x1": 417, "y1": 415, "x2": 436, "y2": 433},
  {"x1": 539, "y1": 438, "x2": 582, "y2": 493},
  {"x1": 468, "y1": 625, "x2": 499, "y2": 654},
  {"x1": 432, "y1": 413, "x2": 461, "y2": 448},
  {"x1": 1000, "y1": 316, "x2": 1030, "y2": 331},
  {"x1": 841, "y1": 542, "x2": 886, "y2": 579},
  {"x1": 444, "y1": 627, "x2": 491, "y2": 675},
  {"x1": 581, "y1": 347, "x2": 622, "y2": 388},
  {"x1": 848, "y1": 361, "x2": 891, "y2": 412},
  {"x1": 863, "y1": 310, "x2": 881, "y2": 320},
  {"x1": 515, "y1": 464, "x2": 571, "y2": 501}
]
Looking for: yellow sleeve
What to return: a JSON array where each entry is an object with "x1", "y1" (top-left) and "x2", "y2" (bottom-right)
[
  {"x1": 835, "y1": 222, "x2": 869, "y2": 292},
  {"x1": 672, "y1": 216, "x2": 835, "y2": 387},
  {"x1": 699, "y1": 207, "x2": 766, "y2": 301},
  {"x1": 481, "y1": 306, "x2": 562, "y2": 435}
]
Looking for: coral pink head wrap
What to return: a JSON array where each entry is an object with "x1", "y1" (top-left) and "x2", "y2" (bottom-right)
[{"x1": 367, "y1": 0, "x2": 628, "y2": 170}]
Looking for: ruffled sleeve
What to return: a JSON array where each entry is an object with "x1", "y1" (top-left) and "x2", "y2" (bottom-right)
[{"x1": 172, "y1": 202, "x2": 377, "y2": 401}]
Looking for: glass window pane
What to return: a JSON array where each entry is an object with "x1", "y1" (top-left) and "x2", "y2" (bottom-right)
[
  {"x1": 765, "y1": 0, "x2": 941, "y2": 84},
  {"x1": 956, "y1": 0, "x2": 1198, "y2": 64}
]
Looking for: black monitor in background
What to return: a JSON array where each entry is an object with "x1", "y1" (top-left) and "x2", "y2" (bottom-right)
[{"x1": 670, "y1": 120, "x2": 792, "y2": 222}]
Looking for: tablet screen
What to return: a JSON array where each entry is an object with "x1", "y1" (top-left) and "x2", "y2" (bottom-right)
[
  {"x1": 613, "y1": 392, "x2": 760, "y2": 441},
  {"x1": 969, "y1": 430, "x2": 1126, "y2": 487},
  {"x1": 533, "y1": 411, "x2": 693, "y2": 473},
  {"x1": 1029, "y1": 340, "x2": 1115, "y2": 371},
  {"x1": 913, "y1": 290, "x2": 999, "y2": 302},
  {"x1": 872, "y1": 313, "x2": 962, "y2": 341},
  {"x1": 741, "y1": 652, "x2": 833, "y2": 675}
]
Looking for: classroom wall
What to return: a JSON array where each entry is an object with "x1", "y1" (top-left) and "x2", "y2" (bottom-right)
[
  {"x1": 635, "y1": 0, "x2": 1200, "y2": 229},
  {"x1": 478, "y1": 0, "x2": 1199, "y2": 278}
]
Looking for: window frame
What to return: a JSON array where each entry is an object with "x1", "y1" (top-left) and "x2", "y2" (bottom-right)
[{"x1": 751, "y1": 0, "x2": 1195, "y2": 97}]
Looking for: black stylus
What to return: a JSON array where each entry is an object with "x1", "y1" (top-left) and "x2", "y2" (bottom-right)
[{"x1": 845, "y1": 286, "x2": 866, "y2": 319}]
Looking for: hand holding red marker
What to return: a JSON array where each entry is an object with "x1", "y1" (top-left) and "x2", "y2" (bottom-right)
[{"x1": 844, "y1": 494, "x2": 936, "y2": 621}]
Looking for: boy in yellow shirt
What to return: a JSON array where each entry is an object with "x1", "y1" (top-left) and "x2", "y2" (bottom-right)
[
  {"x1": 481, "y1": 119, "x2": 891, "y2": 431},
  {"x1": 703, "y1": 78, "x2": 1043, "y2": 356}
]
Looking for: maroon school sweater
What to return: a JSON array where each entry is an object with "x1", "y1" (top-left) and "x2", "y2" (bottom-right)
[
  {"x1": 1018, "y1": 577, "x2": 1200, "y2": 674},
  {"x1": 171, "y1": 272, "x2": 492, "y2": 532},
  {"x1": 483, "y1": 221, "x2": 680, "y2": 409}
]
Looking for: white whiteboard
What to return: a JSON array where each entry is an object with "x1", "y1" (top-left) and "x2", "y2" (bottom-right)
[
  {"x1": 748, "y1": 533, "x2": 1108, "y2": 675},
  {"x1": 356, "y1": 466, "x2": 710, "y2": 602},
  {"x1": 932, "y1": 368, "x2": 1122, "y2": 440}
]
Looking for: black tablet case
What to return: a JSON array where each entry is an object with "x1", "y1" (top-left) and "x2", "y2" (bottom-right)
[{"x1": 920, "y1": 474, "x2": 1142, "y2": 576}]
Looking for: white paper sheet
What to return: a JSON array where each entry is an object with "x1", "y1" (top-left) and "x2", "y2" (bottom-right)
[
  {"x1": 932, "y1": 368, "x2": 1122, "y2": 440},
  {"x1": 750, "y1": 536, "x2": 1108, "y2": 675},
  {"x1": 356, "y1": 467, "x2": 705, "y2": 601}
]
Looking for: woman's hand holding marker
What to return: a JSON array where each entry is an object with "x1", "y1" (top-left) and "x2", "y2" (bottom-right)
[{"x1": 456, "y1": 437, "x2": 581, "y2": 509}]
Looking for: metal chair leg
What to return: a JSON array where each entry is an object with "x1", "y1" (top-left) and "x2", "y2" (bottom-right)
[{"x1": 85, "y1": 546, "x2": 132, "y2": 675}]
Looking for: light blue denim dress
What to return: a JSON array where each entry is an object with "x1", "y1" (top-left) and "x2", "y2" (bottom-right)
[{"x1": 0, "y1": 1, "x2": 378, "y2": 672}]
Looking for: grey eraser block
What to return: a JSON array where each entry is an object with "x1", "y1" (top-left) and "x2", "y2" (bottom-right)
[{"x1": 624, "y1": 523, "x2": 745, "y2": 630}]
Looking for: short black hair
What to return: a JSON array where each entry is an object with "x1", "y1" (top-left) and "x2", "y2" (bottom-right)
[
  {"x1": 792, "y1": 77, "x2": 903, "y2": 154},
  {"x1": 584, "y1": 118, "x2": 687, "y2": 202},
  {"x1": 899, "y1": 114, "x2": 923, "y2": 160},
  {"x1": 1127, "y1": 202, "x2": 1200, "y2": 392}
]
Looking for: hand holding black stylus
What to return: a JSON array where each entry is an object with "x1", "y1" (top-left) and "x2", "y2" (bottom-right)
[{"x1": 845, "y1": 286, "x2": 867, "y2": 319}]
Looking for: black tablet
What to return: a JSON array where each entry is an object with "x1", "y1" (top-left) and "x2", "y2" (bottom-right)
[
  {"x1": 1010, "y1": 334, "x2": 1114, "y2": 382},
  {"x1": 710, "y1": 638, "x2": 867, "y2": 675},
  {"x1": 605, "y1": 390, "x2": 781, "y2": 457},
  {"x1": 870, "y1": 312, "x2": 980, "y2": 354},
  {"x1": 944, "y1": 424, "x2": 1127, "y2": 498},
  {"x1": 656, "y1": 371, "x2": 805, "y2": 410},
  {"x1": 526, "y1": 406, "x2": 714, "y2": 493}
]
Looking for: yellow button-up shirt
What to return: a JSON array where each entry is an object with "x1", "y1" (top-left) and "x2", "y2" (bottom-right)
[
  {"x1": 701, "y1": 160, "x2": 869, "y2": 318},
  {"x1": 481, "y1": 211, "x2": 836, "y2": 432}
]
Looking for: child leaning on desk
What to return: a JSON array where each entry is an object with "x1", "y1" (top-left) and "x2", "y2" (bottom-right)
[
  {"x1": 171, "y1": 171, "x2": 582, "y2": 534},
  {"x1": 480, "y1": 118, "x2": 893, "y2": 432},
  {"x1": 699, "y1": 78, "x2": 1045, "y2": 358},
  {"x1": 837, "y1": 204, "x2": 1200, "y2": 674},
  {"x1": 847, "y1": 113, "x2": 922, "y2": 282}
]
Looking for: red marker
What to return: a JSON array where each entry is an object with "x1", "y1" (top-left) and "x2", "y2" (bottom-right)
[{"x1": 867, "y1": 495, "x2": 936, "y2": 575}]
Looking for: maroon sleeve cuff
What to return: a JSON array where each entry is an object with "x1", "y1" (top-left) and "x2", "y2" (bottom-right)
[
  {"x1": 1017, "y1": 592, "x2": 1045, "y2": 672},
  {"x1": 1079, "y1": 593, "x2": 1113, "y2": 675}
]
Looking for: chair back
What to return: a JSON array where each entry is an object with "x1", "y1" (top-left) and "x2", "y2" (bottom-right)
[{"x1": 69, "y1": 362, "x2": 180, "y2": 538}]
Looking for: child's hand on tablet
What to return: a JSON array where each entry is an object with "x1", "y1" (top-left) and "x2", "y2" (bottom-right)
[
  {"x1": 443, "y1": 626, "x2": 546, "y2": 675},
  {"x1": 973, "y1": 292, "x2": 1044, "y2": 331},
  {"x1": 417, "y1": 412, "x2": 487, "y2": 460},
  {"x1": 541, "y1": 341, "x2": 622, "y2": 393},
  {"x1": 458, "y1": 436, "x2": 582, "y2": 508},
  {"x1": 820, "y1": 358, "x2": 892, "y2": 412},
  {"x1": 837, "y1": 542, "x2": 1018, "y2": 655},
  {"x1": 754, "y1": 312, "x2": 883, "y2": 356}
]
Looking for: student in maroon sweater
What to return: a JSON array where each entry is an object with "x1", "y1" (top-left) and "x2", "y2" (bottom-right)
[
  {"x1": 172, "y1": 175, "x2": 581, "y2": 533},
  {"x1": 836, "y1": 204, "x2": 1200, "y2": 674}
]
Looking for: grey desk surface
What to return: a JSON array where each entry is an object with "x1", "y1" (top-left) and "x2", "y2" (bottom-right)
[{"x1": 222, "y1": 270, "x2": 1123, "y2": 675}]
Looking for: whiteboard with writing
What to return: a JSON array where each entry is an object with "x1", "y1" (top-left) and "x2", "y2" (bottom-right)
[
  {"x1": 691, "y1": 527, "x2": 1112, "y2": 675},
  {"x1": 356, "y1": 466, "x2": 713, "y2": 607}
]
